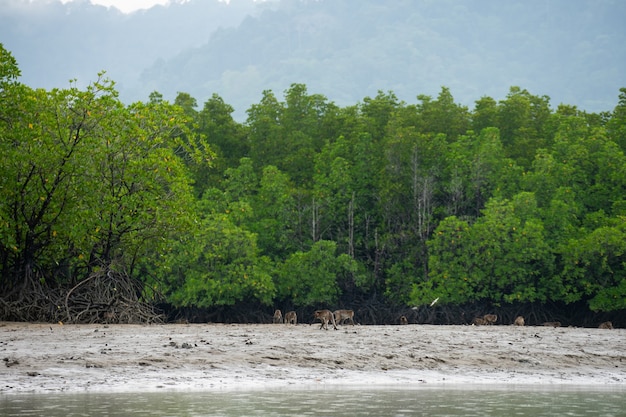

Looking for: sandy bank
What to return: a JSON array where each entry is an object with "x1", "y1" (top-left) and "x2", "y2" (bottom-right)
[{"x1": 1, "y1": 322, "x2": 624, "y2": 393}]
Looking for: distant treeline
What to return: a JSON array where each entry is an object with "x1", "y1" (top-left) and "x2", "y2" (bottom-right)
[{"x1": 1, "y1": 44, "x2": 625, "y2": 325}]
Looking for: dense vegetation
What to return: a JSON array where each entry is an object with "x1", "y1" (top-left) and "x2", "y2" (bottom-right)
[{"x1": 1, "y1": 44, "x2": 625, "y2": 325}]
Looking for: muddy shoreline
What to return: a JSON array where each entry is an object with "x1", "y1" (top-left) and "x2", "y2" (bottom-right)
[{"x1": 1, "y1": 322, "x2": 624, "y2": 393}]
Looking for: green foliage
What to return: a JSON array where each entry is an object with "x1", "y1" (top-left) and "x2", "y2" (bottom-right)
[
  {"x1": 470, "y1": 87, "x2": 554, "y2": 169},
  {"x1": 250, "y1": 165, "x2": 299, "y2": 259},
  {"x1": 360, "y1": 90, "x2": 400, "y2": 140},
  {"x1": 162, "y1": 208, "x2": 275, "y2": 307},
  {"x1": 0, "y1": 54, "x2": 207, "y2": 300},
  {"x1": 0, "y1": 43, "x2": 20, "y2": 84},
  {"x1": 414, "y1": 194, "x2": 554, "y2": 307},
  {"x1": 385, "y1": 259, "x2": 423, "y2": 304},
  {"x1": 275, "y1": 240, "x2": 354, "y2": 307},
  {"x1": 246, "y1": 84, "x2": 336, "y2": 186},
  {"x1": 3, "y1": 44, "x2": 626, "y2": 317},
  {"x1": 195, "y1": 93, "x2": 247, "y2": 192},
  {"x1": 223, "y1": 157, "x2": 258, "y2": 201},
  {"x1": 559, "y1": 222, "x2": 626, "y2": 311},
  {"x1": 472, "y1": 96, "x2": 498, "y2": 133},
  {"x1": 416, "y1": 86, "x2": 470, "y2": 141},
  {"x1": 412, "y1": 216, "x2": 472, "y2": 306},
  {"x1": 1, "y1": 76, "x2": 126, "y2": 285},
  {"x1": 607, "y1": 88, "x2": 626, "y2": 151}
]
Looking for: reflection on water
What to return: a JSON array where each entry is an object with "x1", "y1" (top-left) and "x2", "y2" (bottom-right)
[{"x1": 2, "y1": 386, "x2": 625, "y2": 417}]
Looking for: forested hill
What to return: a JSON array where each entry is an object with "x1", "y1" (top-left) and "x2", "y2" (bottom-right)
[
  {"x1": 0, "y1": 0, "x2": 256, "y2": 98},
  {"x1": 2, "y1": 0, "x2": 625, "y2": 122},
  {"x1": 137, "y1": 0, "x2": 626, "y2": 119}
]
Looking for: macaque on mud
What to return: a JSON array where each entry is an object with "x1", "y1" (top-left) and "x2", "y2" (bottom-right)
[
  {"x1": 598, "y1": 321, "x2": 613, "y2": 329},
  {"x1": 483, "y1": 314, "x2": 498, "y2": 325},
  {"x1": 333, "y1": 309, "x2": 355, "y2": 325},
  {"x1": 273, "y1": 309, "x2": 283, "y2": 324},
  {"x1": 313, "y1": 309, "x2": 338, "y2": 330},
  {"x1": 284, "y1": 311, "x2": 297, "y2": 325}
]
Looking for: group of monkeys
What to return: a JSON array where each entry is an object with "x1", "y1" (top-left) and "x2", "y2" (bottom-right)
[
  {"x1": 274, "y1": 309, "x2": 615, "y2": 330},
  {"x1": 398, "y1": 313, "x2": 614, "y2": 329},
  {"x1": 466, "y1": 315, "x2": 613, "y2": 329},
  {"x1": 272, "y1": 308, "x2": 355, "y2": 330}
]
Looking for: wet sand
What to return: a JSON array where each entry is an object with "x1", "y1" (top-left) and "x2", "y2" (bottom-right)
[{"x1": 1, "y1": 322, "x2": 624, "y2": 393}]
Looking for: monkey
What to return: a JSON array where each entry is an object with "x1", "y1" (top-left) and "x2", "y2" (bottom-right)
[
  {"x1": 333, "y1": 309, "x2": 355, "y2": 325},
  {"x1": 483, "y1": 314, "x2": 498, "y2": 325},
  {"x1": 313, "y1": 309, "x2": 338, "y2": 330},
  {"x1": 273, "y1": 309, "x2": 283, "y2": 324},
  {"x1": 399, "y1": 315, "x2": 408, "y2": 325},
  {"x1": 599, "y1": 321, "x2": 613, "y2": 329},
  {"x1": 103, "y1": 311, "x2": 117, "y2": 324},
  {"x1": 514, "y1": 316, "x2": 525, "y2": 326},
  {"x1": 472, "y1": 317, "x2": 487, "y2": 325},
  {"x1": 284, "y1": 311, "x2": 297, "y2": 325}
]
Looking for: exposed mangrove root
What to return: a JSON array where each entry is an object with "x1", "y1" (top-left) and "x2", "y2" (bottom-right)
[
  {"x1": 62, "y1": 269, "x2": 164, "y2": 324},
  {"x1": 0, "y1": 268, "x2": 164, "y2": 324}
]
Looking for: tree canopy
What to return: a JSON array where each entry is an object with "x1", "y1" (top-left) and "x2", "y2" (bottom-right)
[{"x1": 1, "y1": 43, "x2": 625, "y2": 325}]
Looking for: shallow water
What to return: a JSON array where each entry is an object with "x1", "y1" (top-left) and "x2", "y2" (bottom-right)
[{"x1": 1, "y1": 386, "x2": 625, "y2": 417}]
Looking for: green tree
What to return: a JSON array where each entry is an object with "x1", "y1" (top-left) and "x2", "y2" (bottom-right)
[
  {"x1": 411, "y1": 216, "x2": 472, "y2": 306},
  {"x1": 378, "y1": 127, "x2": 446, "y2": 277},
  {"x1": 416, "y1": 86, "x2": 470, "y2": 141},
  {"x1": 549, "y1": 118, "x2": 626, "y2": 214},
  {"x1": 246, "y1": 89, "x2": 285, "y2": 172},
  {"x1": 223, "y1": 157, "x2": 258, "y2": 202},
  {"x1": 0, "y1": 52, "x2": 208, "y2": 309},
  {"x1": 275, "y1": 240, "x2": 355, "y2": 307},
  {"x1": 559, "y1": 221, "x2": 626, "y2": 311},
  {"x1": 414, "y1": 194, "x2": 553, "y2": 306},
  {"x1": 174, "y1": 92, "x2": 198, "y2": 117},
  {"x1": 196, "y1": 93, "x2": 247, "y2": 192},
  {"x1": 360, "y1": 90, "x2": 399, "y2": 140},
  {"x1": 472, "y1": 96, "x2": 498, "y2": 133},
  {"x1": 466, "y1": 194, "x2": 554, "y2": 304},
  {"x1": 88, "y1": 96, "x2": 204, "y2": 275},
  {"x1": 251, "y1": 165, "x2": 298, "y2": 259},
  {"x1": 442, "y1": 127, "x2": 522, "y2": 218},
  {"x1": 497, "y1": 86, "x2": 552, "y2": 167},
  {"x1": 607, "y1": 87, "x2": 626, "y2": 152},
  {"x1": 162, "y1": 196, "x2": 275, "y2": 307},
  {"x1": 313, "y1": 136, "x2": 355, "y2": 244},
  {"x1": 246, "y1": 84, "x2": 336, "y2": 186},
  {"x1": 0, "y1": 76, "x2": 120, "y2": 291},
  {"x1": 0, "y1": 43, "x2": 20, "y2": 86}
]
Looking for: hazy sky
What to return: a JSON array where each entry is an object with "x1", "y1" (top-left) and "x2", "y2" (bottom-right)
[{"x1": 61, "y1": 0, "x2": 181, "y2": 13}]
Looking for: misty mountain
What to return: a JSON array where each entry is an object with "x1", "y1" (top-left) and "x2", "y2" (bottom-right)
[
  {"x1": 0, "y1": 0, "x2": 257, "y2": 97},
  {"x1": 2, "y1": 0, "x2": 625, "y2": 120},
  {"x1": 138, "y1": 0, "x2": 625, "y2": 119}
]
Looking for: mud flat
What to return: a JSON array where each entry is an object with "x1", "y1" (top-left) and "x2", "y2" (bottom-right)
[{"x1": 1, "y1": 322, "x2": 624, "y2": 393}]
